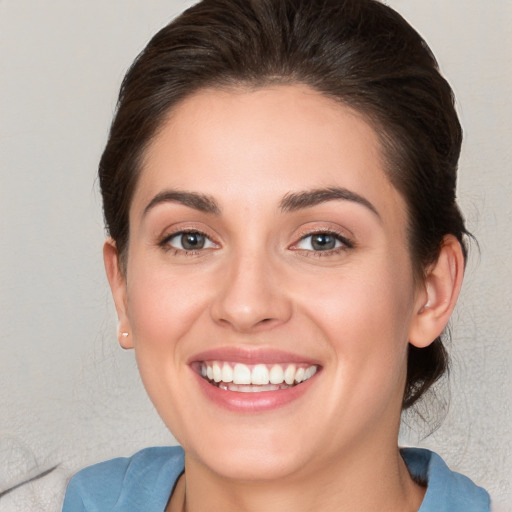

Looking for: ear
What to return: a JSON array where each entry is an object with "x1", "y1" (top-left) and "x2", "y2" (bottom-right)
[
  {"x1": 408, "y1": 235, "x2": 465, "y2": 348},
  {"x1": 103, "y1": 238, "x2": 133, "y2": 349}
]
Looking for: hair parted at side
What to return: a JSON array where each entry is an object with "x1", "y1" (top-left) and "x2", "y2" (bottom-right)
[{"x1": 99, "y1": 0, "x2": 469, "y2": 410}]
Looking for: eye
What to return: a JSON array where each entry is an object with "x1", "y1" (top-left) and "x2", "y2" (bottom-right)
[
  {"x1": 294, "y1": 232, "x2": 351, "y2": 252},
  {"x1": 163, "y1": 231, "x2": 217, "y2": 252}
]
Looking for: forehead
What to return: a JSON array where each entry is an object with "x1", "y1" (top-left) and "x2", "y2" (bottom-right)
[{"x1": 133, "y1": 85, "x2": 406, "y2": 225}]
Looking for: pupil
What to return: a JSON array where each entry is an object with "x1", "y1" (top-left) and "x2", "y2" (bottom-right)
[
  {"x1": 182, "y1": 233, "x2": 205, "y2": 250},
  {"x1": 312, "y1": 234, "x2": 335, "y2": 251}
]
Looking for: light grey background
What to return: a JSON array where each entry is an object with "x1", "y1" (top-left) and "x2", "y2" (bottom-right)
[{"x1": 1, "y1": 1, "x2": 511, "y2": 510}]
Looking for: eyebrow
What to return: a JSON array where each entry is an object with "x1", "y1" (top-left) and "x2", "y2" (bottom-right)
[
  {"x1": 142, "y1": 186, "x2": 379, "y2": 219},
  {"x1": 143, "y1": 190, "x2": 221, "y2": 217},
  {"x1": 279, "y1": 186, "x2": 380, "y2": 218}
]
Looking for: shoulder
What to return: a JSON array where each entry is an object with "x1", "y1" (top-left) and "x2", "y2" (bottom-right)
[
  {"x1": 62, "y1": 445, "x2": 185, "y2": 512},
  {"x1": 401, "y1": 447, "x2": 491, "y2": 512}
]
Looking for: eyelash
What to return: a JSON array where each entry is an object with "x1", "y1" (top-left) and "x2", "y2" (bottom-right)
[
  {"x1": 291, "y1": 230, "x2": 354, "y2": 257},
  {"x1": 159, "y1": 229, "x2": 217, "y2": 255},
  {"x1": 159, "y1": 229, "x2": 353, "y2": 257}
]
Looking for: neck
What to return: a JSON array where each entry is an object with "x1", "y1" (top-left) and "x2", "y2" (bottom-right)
[{"x1": 169, "y1": 441, "x2": 425, "y2": 512}]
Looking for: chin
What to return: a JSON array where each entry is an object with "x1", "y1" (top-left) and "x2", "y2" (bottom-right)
[
  {"x1": 177, "y1": 420, "x2": 317, "y2": 482},
  {"x1": 195, "y1": 442, "x2": 312, "y2": 482}
]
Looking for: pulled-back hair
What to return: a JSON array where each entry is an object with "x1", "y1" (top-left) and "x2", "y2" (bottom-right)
[{"x1": 99, "y1": 0, "x2": 469, "y2": 409}]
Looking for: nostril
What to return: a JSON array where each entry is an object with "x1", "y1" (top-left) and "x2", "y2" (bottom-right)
[{"x1": 256, "y1": 318, "x2": 275, "y2": 327}]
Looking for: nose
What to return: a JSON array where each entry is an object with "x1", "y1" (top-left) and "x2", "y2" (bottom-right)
[{"x1": 210, "y1": 250, "x2": 292, "y2": 333}]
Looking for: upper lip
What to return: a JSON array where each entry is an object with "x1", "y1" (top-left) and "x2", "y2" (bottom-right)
[{"x1": 188, "y1": 346, "x2": 321, "y2": 366}]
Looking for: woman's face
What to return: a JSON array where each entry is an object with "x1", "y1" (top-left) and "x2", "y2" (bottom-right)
[{"x1": 112, "y1": 85, "x2": 427, "y2": 481}]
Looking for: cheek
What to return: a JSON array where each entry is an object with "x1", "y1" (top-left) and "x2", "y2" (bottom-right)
[
  {"x1": 123, "y1": 264, "x2": 214, "y2": 433},
  {"x1": 302, "y1": 261, "x2": 413, "y2": 336},
  {"x1": 125, "y1": 263, "x2": 213, "y2": 357},
  {"x1": 323, "y1": 274, "x2": 412, "y2": 418},
  {"x1": 296, "y1": 258, "x2": 415, "y2": 380}
]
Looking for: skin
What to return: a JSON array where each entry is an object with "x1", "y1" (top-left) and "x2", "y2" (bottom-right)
[{"x1": 104, "y1": 85, "x2": 464, "y2": 512}]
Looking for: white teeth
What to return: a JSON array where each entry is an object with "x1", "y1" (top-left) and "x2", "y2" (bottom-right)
[
  {"x1": 269, "y1": 364, "x2": 284, "y2": 384},
  {"x1": 233, "y1": 363, "x2": 252, "y2": 385},
  {"x1": 304, "y1": 366, "x2": 317, "y2": 380},
  {"x1": 201, "y1": 361, "x2": 318, "y2": 388},
  {"x1": 251, "y1": 364, "x2": 270, "y2": 385},
  {"x1": 212, "y1": 362, "x2": 222, "y2": 382},
  {"x1": 284, "y1": 364, "x2": 296, "y2": 385},
  {"x1": 221, "y1": 363, "x2": 233, "y2": 383}
]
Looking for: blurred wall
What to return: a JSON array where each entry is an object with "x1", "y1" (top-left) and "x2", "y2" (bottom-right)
[{"x1": 1, "y1": 0, "x2": 510, "y2": 510}]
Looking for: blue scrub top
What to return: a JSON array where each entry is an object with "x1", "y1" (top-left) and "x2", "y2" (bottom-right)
[{"x1": 62, "y1": 445, "x2": 490, "y2": 511}]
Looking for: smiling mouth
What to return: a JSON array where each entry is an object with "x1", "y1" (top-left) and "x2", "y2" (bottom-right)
[{"x1": 197, "y1": 361, "x2": 319, "y2": 392}]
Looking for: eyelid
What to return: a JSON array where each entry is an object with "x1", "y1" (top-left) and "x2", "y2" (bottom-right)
[
  {"x1": 165, "y1": 231, "x2": 217, "y2": 250},
  {"x1": 289, "y1": 226, "x2": 355, "y2": 252},
  {"x1": 158, "y1": 224, "x2": 220, "y2": 253},
  {"x1": 294, "y1": 234, "x2": 344, "y2": 251}
]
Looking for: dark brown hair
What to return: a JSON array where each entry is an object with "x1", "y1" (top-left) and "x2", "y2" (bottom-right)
[{"x1": 99, "y1": 0, "x2": 469, "y2": 409}]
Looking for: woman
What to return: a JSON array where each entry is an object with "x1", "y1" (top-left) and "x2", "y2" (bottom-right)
[{"x1": 62, "y1": 0, "x2": 491, "y2": 510}]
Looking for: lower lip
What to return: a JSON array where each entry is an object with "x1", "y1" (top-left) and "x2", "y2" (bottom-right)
[{"x1": 193, "y1": 370, "x2": 317, "y2": 413}]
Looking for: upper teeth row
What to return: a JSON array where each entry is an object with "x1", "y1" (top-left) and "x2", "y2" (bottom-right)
[{"x1": 201, "y1": 361, "x2": 318, "y2": 386}]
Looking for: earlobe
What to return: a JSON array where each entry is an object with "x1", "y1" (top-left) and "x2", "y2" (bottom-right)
[
  {"x1": 409, "y1": 235, "x2": 465, "y2": 348},
  {"x1": 103, "y1": 238, "x2": 134, "y2": 349}
]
